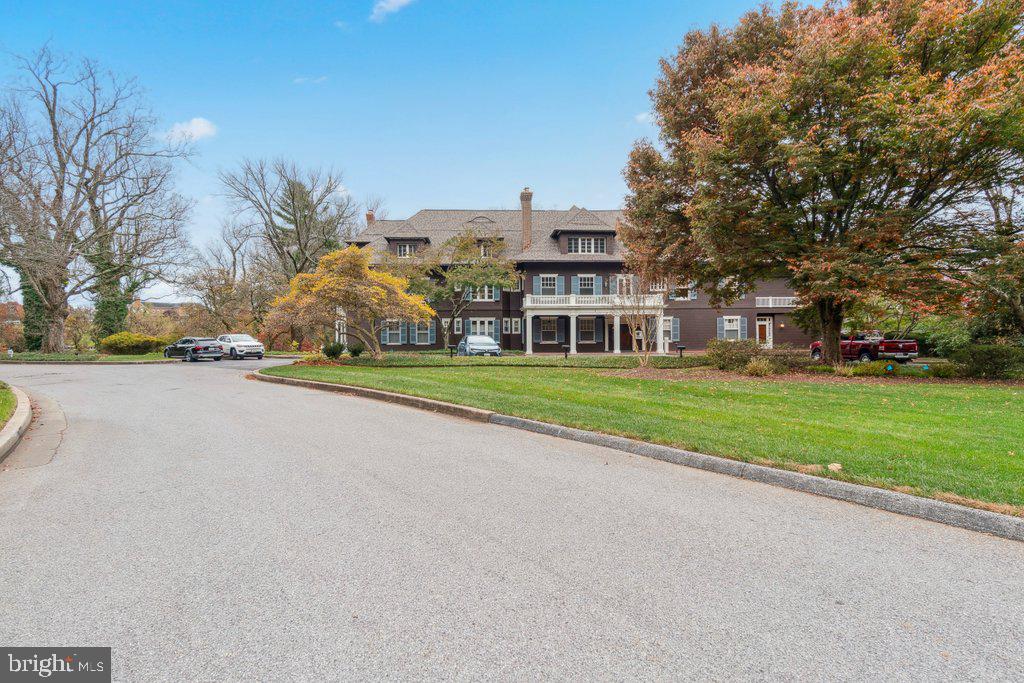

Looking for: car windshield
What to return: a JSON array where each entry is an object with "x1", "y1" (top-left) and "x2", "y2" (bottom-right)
[
  {"x1": 232, "y1": 335, "x2": 257, "y2": 342},
  {"x1": 466, "y1": 336, "x2": 496, "y2": 344}
]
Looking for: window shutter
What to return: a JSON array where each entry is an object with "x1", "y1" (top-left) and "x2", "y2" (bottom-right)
[
  {"x1": 671, "y1": 317, "x2": 680, "y2": 342},
  {"x1": 610, "y1": 277, "x2": 618, "y2": 294},
  {"x1": 716, "y1": 317, "x2": 725, "y2": 340},
  {"x1": 493, "y1": 286, "x2": 501, "y2": 301},
  {"x1": 595, "y1": 317, "x2": 604, "y2": 343},
  {"x1": 571, "y1": 276, "x2": 580, "y2": 295},
  {"x1": 380, "y1": 325, "x2": 387, "y2": 345},
  {"x1": 690, "y1": 288, "x2": 698, "y2": 300},
  {"x1": 556, "y1": 276, "x2": 565, "y2": 296},
  {"x1": 740, "y1": 316, "x2": 748, "y2": 340},
  {"x1": 594, "y1": 276, "x2": 603, "y2": 294},
  {"x1": 399, "y1": 323, "x2": 408, "y2": 344},
  {"x1": 428, "y1": 320, "x2": 436, "y2": 344},
  {"x1": 532, "y1": 275, "x2": 541, "y2": 294},
  {"x1": 533, "y1": 320, "x2": 541, "y2": 343},
  {"x1": 557, "y1": 318, "x2": 566, "y2": 344},
  {"x1": 464, "y1": 288, "x2": 473, "y2": 301}
]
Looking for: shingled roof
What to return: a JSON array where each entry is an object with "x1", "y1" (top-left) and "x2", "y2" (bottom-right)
[{"x1": 353, "y1": 203, "x2": 626, "y2": 263}]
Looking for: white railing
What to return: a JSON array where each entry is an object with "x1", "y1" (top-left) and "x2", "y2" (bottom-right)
[
  {"x1": 524, "y1": 294, "x2": 664, "y2": 308},
  {"x1": 755, "y1": 296, "x2": 798, "y2": 308}
]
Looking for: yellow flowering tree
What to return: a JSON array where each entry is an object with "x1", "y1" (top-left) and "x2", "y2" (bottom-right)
[{"x1": 267, "y1": 246, "x2": 434, "y2": 358}]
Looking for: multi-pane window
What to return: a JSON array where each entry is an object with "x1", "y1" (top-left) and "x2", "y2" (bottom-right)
[
  {"x1": 480, "y1": 242, "x2": 493, "y2": 257},
  {"x1": 615, "y1": 275, "x2": 634, "y2": 295},
  {"x1": 579, "y1": 317, "x2": 595, "y2": 342},
  {"x1": 502, "y1": 318, "x2": 511, "y2": 334},
  {"x1": 650, "y1": 279, "x2": 668, "y2": 292},
  {"x1": 396, "y1": 243, "x2": 416, "y2": 258},
  {"x1": 540, "y1": 275, "x2": 557, "y2": 296},
  {"x1": 541, "y1": 317, "x2": 557, "y2": 343},
  {"x1": 385, "y1": 319, "x2": 401, "y2": 344},
  {"x1": 471, "y1": 285, "x2": 496, "y2": 301},
  {"x1": 662, "y1": 318, "x2": 673, "y2": 343},
  {"x1": 511, "y1": 318, "x2": 521, "y2": 334},
  {"x1": 415, "y1": 321, "x2": 430, "y2": 344},
  {"x1": 568, "y1": 236, "x2": 606, "y2": 254},
  {"x1": 509, "y1": 276, "x2": 523, "y2": 292},
  {"x1": 723, "y1": 316, "x2": 741, "y2": 340},
  {"x1": 453, "y1": 318, "x2": 463, "y2": 334},
  {"x1": 578, "y1": 275, "x2": 595, "y2": 296},
  {"x1": 671, "y1": 282, "x2": 698, "y2": 300}
]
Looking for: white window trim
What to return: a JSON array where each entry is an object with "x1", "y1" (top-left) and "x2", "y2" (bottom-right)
[
  {"x1": 568, "y1": 236, "x2": 607, "y2": 254},
  {"x1": 414, "y1": 321, "x2": 430, "y2": 345},
  {"x1": 723, "y1": 315, "x2": 742, "y2": 341},
  {"x1": 469, "y1": 318, "x2": 496, "y2": 338},
  {"x1": 511, "y1": 318, "x2": 521, "y2": 334},
  {"x1": 577, "y1": 274, "x2": 596, "y2": 296},
  {"x1": 578, "y1": 317, "x2": 596, "y2": 342},
  {"x1": 539, "y1": 274, "x2": 558, "y2": 296},
  {"x1": 650, "y1": 279, "x2": 668, "y2": 292},
  {"x1": 396, "y1": 243, "x2": 416, "y2": 258},
  {"x1": 384, "y1": 319, "x2": 401, "y2": 345},
  {"x1": 502, "y1": 318, "x2": 511, "y2": 334},
  {"x1": 540, "y1": 317, "x2": 557, "y2": 343},
  {"x1": 509, "y1": 276, "x2": 523, "y2": 292},
  {"x1": 453, "y1": 318, "x2": 462, "y2": 334},
  {"x1": 471, "y1": 285, "x2": 495, "y2": 302}
]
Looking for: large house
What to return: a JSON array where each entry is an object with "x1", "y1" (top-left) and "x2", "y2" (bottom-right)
[{"x1": 348, "y1": 188, "x2": 814, "y2": 354}]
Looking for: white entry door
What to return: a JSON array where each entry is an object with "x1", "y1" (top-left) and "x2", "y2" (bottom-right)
[
  {"x1": 470, "y1": 318, "x2": 495, "y2": 339},
  {"x1": 756, "y1": 316, "x2": 773, "y2": 348}
]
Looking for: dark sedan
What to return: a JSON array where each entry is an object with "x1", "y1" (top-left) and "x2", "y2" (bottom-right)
[{"x1": 164, "y1": 337, "x2": 224, "y2": 362}]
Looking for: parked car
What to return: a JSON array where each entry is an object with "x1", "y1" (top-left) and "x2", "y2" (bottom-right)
[
  {"x1": 810, "y1": 333, "x2": 919, "y2": 363},
  {"x1": 163, "y1": 337, "x2": 224, "y2": 362},
  {"x1": 457, "y1": 335, "x2": 502, "y2": 356},
  {"x1": 217, "y1": 334, "x2": 265, "y2": 360}
]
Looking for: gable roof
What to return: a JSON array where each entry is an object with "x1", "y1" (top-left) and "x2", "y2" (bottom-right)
[{"x1": 353, "y1": 206, "x2": 625, "y2": 262}]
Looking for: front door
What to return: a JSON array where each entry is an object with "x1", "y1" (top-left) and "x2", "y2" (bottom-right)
[
  {"x1": 756, "y1": 316, "x2": 773, "y2": 348},
  {"x1": 470, "y1": 318, "x2": 495, "y2": 339}
]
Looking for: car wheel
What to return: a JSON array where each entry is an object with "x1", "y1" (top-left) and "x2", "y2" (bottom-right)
[
  {"x1": 859, "y1": 351, "x2": 873, "y2": 363},
  {"x1": 810, "y1": 349, "x2": 822, "y2": 361},
  {"x1": 230, "y1": 348, "x2": 237, "y2": 359},
  {"x1": 214, "y1": 356, "x2": 222, "y2": 361},
  {"x1": 164, "y1": 349, "x2": 170, "y2": 358},
  {"x1": 186, "y1": 350, "x2": 195, "y2": 362},
  {"x1": 256, "y1": 355, "x2": 263, "y2": 360}
]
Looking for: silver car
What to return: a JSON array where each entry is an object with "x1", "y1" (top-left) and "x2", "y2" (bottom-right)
[
  {"x1": 217, "y1": 334, "x2": 265, "y2": 360},
  {"x1": 457, "y1": 335, "x2": 502, "y2": 356}
]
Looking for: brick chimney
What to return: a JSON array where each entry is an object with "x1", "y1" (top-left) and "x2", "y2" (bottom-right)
[
  {"x1": 365, "y1": 209, "x2": 375, "y2": 226},
  {"x1": 520, "y1": 187, "x2": 533, "y2": 250}
]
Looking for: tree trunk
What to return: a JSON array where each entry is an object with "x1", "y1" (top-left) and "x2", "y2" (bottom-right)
[
  {"x1": 41, "y1": 308, "x2": 68, "y2": 353},
  {"x1": 816, "y1": 297, "x2": 845, "y2": 364}
]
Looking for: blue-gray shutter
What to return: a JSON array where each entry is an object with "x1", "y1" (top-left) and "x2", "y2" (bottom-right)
[
  {"x1": 464, "y1": 318, "x2": 470, "y2": 337},
  {"x1": 610, "y1": 277, "x2": 618, "y2": 294},
  {"x1": 464, "y1": 288, "x2": 473, "y2": 301},
  {"x1": 594, "y1": 275, "x2": 603, "y2": 294},
  {"x1": 556, "y1": 276, "x2": 565, "y2": 296},
  {"x1": 493, "y1": 319, "x2": 501, "y2": 342},
  {"x1": 399, "y1": 323, "x2": 408, "y2": 344},
  {"x1": 380, "y1": 324, "x2": 387, "y2": 345},
  {"x1": 557, "y1": 318, "x2": 566, "y2": 344},
  {"x1": 740, "y1": 316, "x2": 748, "y2": 340},
  {"x1": 595, "y1": 317, "x2": 604, "y2": 343},
  {"x1": 671, "y1": 317, "x2": 680, "y2": 342},
  {"x1": 716, "y1": 317, "x2": 726, "y2": 340},
  {"x1": 493, "y1": 286, "x2": 501, "y2": 301},
  {"x1": 428, "y1": 320, "x2": 436, "y2": 344},
  {"x1": 533, "y1": 319, "x2": 541, "y2": 343},
  {"x1": 571, "y1": 276, "x2": 580, "y2": 295},
  {"x1": 532, "y1": 275, "x2": 541, "y2": 294}
]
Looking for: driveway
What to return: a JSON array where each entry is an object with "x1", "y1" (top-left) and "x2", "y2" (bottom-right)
[{"x1": 0, "y1": 360, "x2": 1022, "y2": 680}]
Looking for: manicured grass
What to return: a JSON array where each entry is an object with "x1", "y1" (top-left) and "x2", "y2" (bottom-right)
[
  {"x1": 1, "y1": 352, "x2": 167, "y2": 362},
  {"x1": 336, "y1": 352, "x2": 707, "y2": 369},
  {"x1": 263, "y1": 364, "x2": 1024, "y2": 513},
  {"x1": 0, "y1": 382, "x2": 15, "y2": 429}
]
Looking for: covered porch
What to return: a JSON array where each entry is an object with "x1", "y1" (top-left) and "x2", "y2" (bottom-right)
[{"x1": 522, "y1": 294, "x2": 667, "y2": 355}]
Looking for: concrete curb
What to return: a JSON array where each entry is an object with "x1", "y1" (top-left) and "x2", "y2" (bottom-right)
[
  {"x1": 252, "y1": 371, "x2": 1024, "y2": 543},
  {"x1": 0, "y1": 359, "x2": 174, "y2": 365},
  {"x1": 0, "y1": 386, "x2": 33, "y2": 466},
  {"x1": 250, "y1": 372, "x2": 494, "y2": 422}
]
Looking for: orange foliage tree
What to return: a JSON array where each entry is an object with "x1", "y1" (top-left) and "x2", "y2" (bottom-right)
[{"x1": 267, "y1": 246, "x2": 434, "y2": 358}]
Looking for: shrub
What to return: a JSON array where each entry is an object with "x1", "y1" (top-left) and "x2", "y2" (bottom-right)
[
  {"x1": 706, "y1": 339, "x2": 761, "y2": 371},
  {"x1": 851, "y1": 360, "x2": 896, "y2": 377},
  {"x1": 323, "y1": 342, "x2": 346, "y2": 359},
  {"x1": 762, "y1": 345, "x2": 817, "y2": 371},
  {"x1": 951, "y1": 345, "x2": 1024, "y2": 379},
  {"x1": 833, "y1": 363, "x2": 855, "y2": 378},
  {"x1": 926, "y1": 362, "x2": 961, "y2": 379},
  {"x1": 98, "y1": 331, "x2": 165, "y2": 355},
  {"x1": 744, "y1": 356, "x2": 774, "y2": 377},
  {"x1": 347, "y1": 343, "x2": 365, "y2": 357}
]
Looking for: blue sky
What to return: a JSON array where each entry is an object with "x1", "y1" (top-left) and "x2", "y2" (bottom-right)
[{"x1": 3, "y1": 0, "x2": 758, "y2": 262}]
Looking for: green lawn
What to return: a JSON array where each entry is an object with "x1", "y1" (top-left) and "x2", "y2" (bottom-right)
[
  {"x1": 0, "y1": 382, "x2": 15, "y2": 429},
  {"x1": 263, "y1": 364, "x2": 1024, "y2": 513},
  {"x1": 1, "y1": 352, "x2": 167, "y2": 362}
]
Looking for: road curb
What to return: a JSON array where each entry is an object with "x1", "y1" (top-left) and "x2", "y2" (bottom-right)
[
  {"x1": 252, "y1": 371, "x2": 1024, "y2": 543},
  {"x1": 0, "y1": 386, "x2": 33, "y2": 466},
  {"x1": 249, "y1": 372, "x2": 494, "y2": 422}
]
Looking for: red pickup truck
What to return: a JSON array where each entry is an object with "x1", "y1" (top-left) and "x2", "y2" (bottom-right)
[{"x1": 810, "y1": 334, "x2": 919, "y2": 363}]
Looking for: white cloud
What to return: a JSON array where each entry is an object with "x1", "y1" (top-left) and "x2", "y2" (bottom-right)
[
  {"x1": 334, "y1": 20, "x2": 349, "y2": 30},
  {"x1": 370, "y1": 0, "x2": 416, "y2": 23},
  {"x1": 634, "y1": 111, "x2": 655, "y2": 125},
  {"x1": 165, "y1": 117, "x2": 217, "y2": 142},
  {"x1": 293, "y1": 75, "x2": 329, "y2": 85}
]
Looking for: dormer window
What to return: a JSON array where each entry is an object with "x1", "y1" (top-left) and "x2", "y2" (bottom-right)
[
  {"x1": 480, "y1": 243, "x2": 492, "y2": 257},
  {"x1": 568, "y1": 236, "x2": 606, "y2": 254},
  {"x1": 396, "y1": 243, "x2": 416, "y2": 258}
]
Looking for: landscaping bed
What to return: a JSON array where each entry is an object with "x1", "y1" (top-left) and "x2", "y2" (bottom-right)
[{"x1": 262, "y1": 363, "x2": 1024, "y2": 515}]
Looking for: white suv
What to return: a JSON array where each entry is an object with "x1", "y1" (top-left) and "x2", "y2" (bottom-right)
[{"x1": 217, "y1": 334, "x2": 265, "y2": 360}]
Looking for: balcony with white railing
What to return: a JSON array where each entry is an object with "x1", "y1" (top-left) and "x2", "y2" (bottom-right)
[
  {"x1": 755, "y1": 296, "x2": 798, "y2": 308},
  {"x1": 524, "y1": 293, "x2": 665, "y2": 309}
]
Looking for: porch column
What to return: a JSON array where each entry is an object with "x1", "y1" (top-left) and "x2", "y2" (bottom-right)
[
  {"x1": 569, "y1": 313, "x2": 578, "y2": 354},
  {"x1": 525, "y1": 314, "x2": 533, "y2": 355},
  {"x1": 613, "y1": 315, "x2": 621, "y2": 354},
  {"x1": 657, "y1": 313, "x2": 667, "y2": 354}
]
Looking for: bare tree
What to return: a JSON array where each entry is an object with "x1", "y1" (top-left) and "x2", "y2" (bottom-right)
[
  {"x1": 0, "y1": 48, "x2": 190, "y2": 351},
  {"x1": 220, "y1": 159, "x2": 360, "y2": 281}
]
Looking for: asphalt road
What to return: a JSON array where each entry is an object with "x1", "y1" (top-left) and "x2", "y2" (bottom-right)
[{"x1": 0, "y1": 360, "x2": 1022, "y2": 681}]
